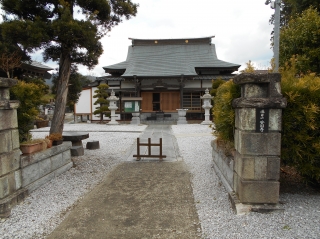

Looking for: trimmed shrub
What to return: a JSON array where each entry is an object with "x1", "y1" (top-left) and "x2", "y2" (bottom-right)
[
  {"x1": 281, "y1": 59, "x2": 320, "y2": 184},
  {"x1": 210, "y1": 78, "x2": 225, "y2": 98},
  {"x1": 212, "y1": 79, "x2": 240, "y2": 144}
]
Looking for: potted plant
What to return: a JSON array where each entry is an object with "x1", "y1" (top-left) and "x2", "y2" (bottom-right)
[
  {"x1": 44, "y1": 137, "x2": 52, "y2": 148},
  {"x1": 35, "y1": 119, "x2": 49, "y2": 128},
  {"x1": 20, "y1": 138, "x2": 47, "y2": 154},
  {"x1": 47, "y1": 133, "x2": 63, "y2": 146},
  {"x1": 35, "y1": 115, "x2": 49, "y2": 128}
]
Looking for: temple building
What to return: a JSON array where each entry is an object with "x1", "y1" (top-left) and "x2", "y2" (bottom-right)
[
  {"x1": 0, "y1": 61, "x2": 53, "y2": 79},
  {"x1": 75, "y1": 36, "x2": 240, "y2": 122}
]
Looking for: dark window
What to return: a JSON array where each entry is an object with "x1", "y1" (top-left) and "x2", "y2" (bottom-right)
[{"x1": 153, "y1": 93, "x2": 160, "y2": 111}]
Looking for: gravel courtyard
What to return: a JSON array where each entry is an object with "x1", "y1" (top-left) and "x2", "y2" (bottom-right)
[{"x1": 0, "y1": 123, "x2": 319, "y2": 239}]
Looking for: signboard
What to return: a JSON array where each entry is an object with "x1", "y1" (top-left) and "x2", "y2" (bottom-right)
[
  {"x1": 124, "y1": 101, "x2": 140, "y2": 112},
  {"x1": 256, "y1": 108, "x2": 269, "y2": 133}
]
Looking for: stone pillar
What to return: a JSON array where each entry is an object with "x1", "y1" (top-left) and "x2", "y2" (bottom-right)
[
  {"x1": 0, "y1": 78, "x2": 28, "y2": 218},
  {"x1": 176, "y1": 109, "x2": 188, "y2": 124},
  {"x1": 130, "y1": 112, "x2": 140, "y2": 125},
  {"x1": 230, "y1": 73, "x2": 287, "y2": 214}
]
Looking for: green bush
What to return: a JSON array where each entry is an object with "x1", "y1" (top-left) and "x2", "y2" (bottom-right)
[
  {"x1": 212, "y1": 79, "x2": 240, "y2": 143},
  {"x1": 10, "y1": 80, "x2": 44, "y2": 142},
  {"x1": 210, "y1": 78, "x2": 225, "y2": 98},
  {"x1": 281, "y1": 59, "x2": 320, "y2": 184},
  {"x1": 212, "y1": 59, "x2": 320, "y2": 184}
]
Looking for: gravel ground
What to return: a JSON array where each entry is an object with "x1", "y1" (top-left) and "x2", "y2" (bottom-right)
[
  {"x1": 0, "y1": 124, "x2": 146, "y2": 239},
  {"x1": 0, "y1": 123, "x2": 319, "y2": 239},
  {"x1": 171, "y1": 124, "x2": 320, "y2": 239}
]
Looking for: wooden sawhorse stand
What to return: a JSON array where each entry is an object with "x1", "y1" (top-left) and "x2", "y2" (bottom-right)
[{"x1": 133, "y1": 138, "x2": 167, "y2": 161}]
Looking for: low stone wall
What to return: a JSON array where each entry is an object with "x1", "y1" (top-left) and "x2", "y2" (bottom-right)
[
  {"x1": 211, "y1": 139, "x2": 234, "y2": 193},
  {"x1": 20, "y1": 142, "x2": 73, "y2": 193}
]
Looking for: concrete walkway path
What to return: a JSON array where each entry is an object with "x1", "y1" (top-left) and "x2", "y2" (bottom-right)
[
  {"x1": 47, "y1": 125, "x2": 201, "y2": 239},
  {"x1": 126, "y1": 124, "x2": 182, "y2": 162}
]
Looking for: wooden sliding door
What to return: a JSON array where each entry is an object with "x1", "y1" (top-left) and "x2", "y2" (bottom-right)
[
  {"x1": 141, "y1": 91, "x2": 180, "y2": 112},
  {"x1": 161, "y1": 92, "x2": 180, "y2": 111}
]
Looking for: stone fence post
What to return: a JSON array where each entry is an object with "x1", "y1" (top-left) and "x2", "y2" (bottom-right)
[
  {"x1": 230, "y1": 73, "x2": 287, "y2": 214},
  {"x1": 0, "y1": 78, "x2": 28, "y2": 218}
]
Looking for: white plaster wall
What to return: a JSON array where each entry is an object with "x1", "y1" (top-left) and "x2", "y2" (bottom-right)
[
  {"x1": 141, "y1": 79, "x2": 157, "y2": 85},
  {"x1": 184, "y1": 80, "x2": 201, "y2": 88},
  {"x1": 75, "y1": 88, "x2": 91, "y2": 114},
  {"x1": 121, "y1": 81, "x2": 135, "y2": 88},
  {"x1": 202, "y1": 80, "x2": 212, "y2": 89}
]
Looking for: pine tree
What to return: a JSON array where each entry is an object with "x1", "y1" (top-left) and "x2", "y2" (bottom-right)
[
  {"x1": 93, "y1": 83, "x2": 109, "y2": 122},
  {"x1": 241, "y1": 60, "x2": 256, "y2": 73},
  {"x1": 0, "y1": 0, "x2": 138, "y2": 134}
]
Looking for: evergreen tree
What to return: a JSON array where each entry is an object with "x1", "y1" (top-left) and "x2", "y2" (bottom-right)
[
  {"x1": 0, "y1": 0, "x2": 138, "y2": 134},
  {"x1": 93, "y1": 83, "x2": 109, "y2": 122},
  {"x1": 241, "y1": 60, "x2": 256, "y2": 73},
  {"x1": 280, "y1": 7, "x2": 320, "y2": 74}
]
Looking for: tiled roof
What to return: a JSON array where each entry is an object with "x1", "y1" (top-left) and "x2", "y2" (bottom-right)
[
  {"x1": 96, "y1": 76, "x2": 125, "y2": 81},
  {"x1": 21, "y1": 61, "x2": 54, "y2": 70},
  {"x1": 193, "y1": 75, "x2": 236, "y2": 80},
  {"x1": 103, "y1": 37, "x2": 240, "y2": 78}
]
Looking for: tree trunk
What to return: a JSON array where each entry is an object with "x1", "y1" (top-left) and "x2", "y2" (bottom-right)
[{"x1": 50, "y1": 47, "x2": 71, "y2": 134}]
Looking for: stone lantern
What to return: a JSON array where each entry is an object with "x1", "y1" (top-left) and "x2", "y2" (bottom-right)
[
  {"x1": 107, "y1": 89, "x2": 119, "y2": 125},
  {"x1": 200, "y1": 88, "x2": 213, "y2": 125}
]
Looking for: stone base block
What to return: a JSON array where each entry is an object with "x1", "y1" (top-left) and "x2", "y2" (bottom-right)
[
  {"x1": 234, "y1": 152, "x2": 280, "y2": 181},
  {"x1": 0, "y1": 188, "x2": 28, "y2": 218},
  {"x1": 70, "y1": 146, "x2": 84, "y2": 156},
  {"x1": 236, "y1": 178, "x2": 279, "y2": 204},
  {"x1": 228, "y1": 191, "x2": 284, "y2": 215},
  {"x1": 201, "y1": 120, "x2": 213, "y2": 125},
  {"x1": 107, "y1": 121, "x2": 119, "y2": 125},
  {"x1": 130, "y1": 119, "x2": 140, "y2": 124},
  {"x1": 86, "y1": 141, "x2": 100, "y2": 150},
  {"x1": 177, "y1": 119, "x2": 188, "y2": 124},
  {"x1": 234, "y1": 130, "x2": 281, "y2": 155}
]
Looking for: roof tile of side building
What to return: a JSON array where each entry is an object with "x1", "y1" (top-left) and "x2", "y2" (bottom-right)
[{"x1": 103, "y1": 36, "x2": 240, "y2": 78}]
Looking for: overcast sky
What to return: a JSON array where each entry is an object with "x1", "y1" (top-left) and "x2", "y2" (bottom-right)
[{"x1": 29, "y1": 0, "x2": 275, "y2": 76}]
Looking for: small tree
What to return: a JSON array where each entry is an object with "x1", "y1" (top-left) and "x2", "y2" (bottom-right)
[
  {"x1": 93, "y1": 83, "x2": 109, "y2": 122},
  {"x1": 280, "y1": 7, "x2": 320, "y2": 74},
  {"x1": 0, "y1": 51, "x2": 21, "y2": 78},
  {"x1": 10, "y1": 80, "x2": 44, "y2": 142},
  {"x1": 241, "y1": 60, "x2": 256, "y2": 73}
]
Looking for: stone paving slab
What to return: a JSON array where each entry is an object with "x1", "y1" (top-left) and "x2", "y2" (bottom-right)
[{"x1": 47, "y1": 161, "x2": 201, "y2": 239}]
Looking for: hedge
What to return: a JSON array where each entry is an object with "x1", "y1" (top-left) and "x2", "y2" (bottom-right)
[{"x1": 212, "y1": 62, "x2": 320, "y2": 184}]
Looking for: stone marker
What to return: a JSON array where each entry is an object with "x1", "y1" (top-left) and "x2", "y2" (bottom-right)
[{"x1": 231, "y1": 73, "x2": 287, "y2": 214}]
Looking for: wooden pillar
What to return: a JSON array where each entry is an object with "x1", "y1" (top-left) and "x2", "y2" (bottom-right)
[
  {"x1": 179, "y1": 75, "x2": 184, "y2": 108},
  {"x1": 134, "y1": 75, "x2": 140, "y2": 97}
]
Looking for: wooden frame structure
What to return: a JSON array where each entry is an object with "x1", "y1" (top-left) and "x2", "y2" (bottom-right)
[{"x1": 133, "y1": 138, "x2": 166, "y2": 161}]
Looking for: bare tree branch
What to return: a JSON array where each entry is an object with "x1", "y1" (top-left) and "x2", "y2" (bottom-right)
[{"x1": 0, "y1": 51, "x2": 22, "y2": 78}]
